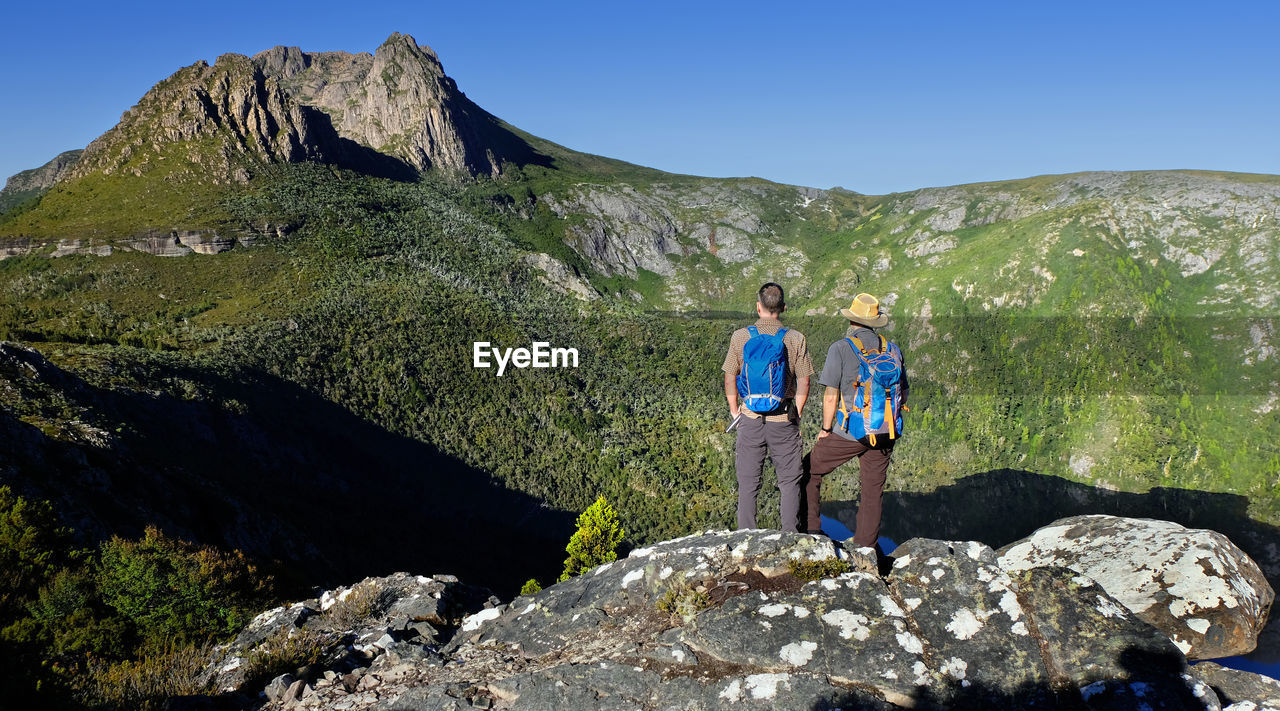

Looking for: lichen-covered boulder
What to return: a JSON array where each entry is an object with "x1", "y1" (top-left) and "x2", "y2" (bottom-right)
[
  {"x1": 1193, "y1": 661, "x2": 1280, "y2": 710},
  {"x1": 887, "y1": 538, "x2": 1053, "y2": 708},
  {"x1": 998, "y1": 515, "x2": 1274, "y2": 660},
  {"x1": 448, "y1": 529, "x2": 843, "y2": 657},
  {"x1": 201, "y1": 572, "x2": 493, "y2": 694}
]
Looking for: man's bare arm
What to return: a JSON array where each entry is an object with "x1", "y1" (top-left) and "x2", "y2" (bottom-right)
[
  {"x1": 818, "y1": 386, "x2": 839, "y2": 438},
  {"x1": 795, "y1": 376, "x2": 810, "y2": 418},
  {"x1": 724, "y1": 371, "x2": 739, "y2": 417}
]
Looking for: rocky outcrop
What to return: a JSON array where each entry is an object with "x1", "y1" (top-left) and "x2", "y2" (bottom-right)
[
  {"x1": 520, "y1": 253, "x2": 599, "y2": 301},
  {"x1": 202, "y1": 572, "x2": 498, "y2": 697},
  {"x1": 251, "y1": 33, "x2": 536, "y2": 177},
  {"x1": 1194, "y1": 661, "x2": 1280, "y2": 710},
  {"x1": 210, "y1": 528, "x2": 1277, "y2": 710},
  {"x1": 68, "y1": 53, "x2": 340, "y2": 186},
  {"x1": 0, "y1": 149, "x2": 83, "y2": 209},
  {"x1": 999, "y1": 515, "x2": 1275, "y2": 660}
]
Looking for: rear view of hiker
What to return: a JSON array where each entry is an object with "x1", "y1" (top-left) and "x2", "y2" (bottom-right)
[
  {"x1": 723, "y1": 282, "x2": 814, "y2": 532},
  {"x1": 803, "y1": 293, "x2": 908, "y2": 547}
]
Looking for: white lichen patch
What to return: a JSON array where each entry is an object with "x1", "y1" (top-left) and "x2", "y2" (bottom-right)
[
  {"x1": 932, "y1": 568, "x2": 947, "y2": 581},
  {"x1": 820, "y1": 579, "x2": 840, "y2": 591},
  {"x1": 999, "y1": 591, "x2": 1024, "y2": 621},
  {"x1": 779, "y1": 641, "x2": 818, "y2": 666},
  {"x1": 1011, "y1": 621, "x2": 1029, "y2": 636},
  {"x1": 520, "y1": 604, "x2": 536, "y2": 615},
  {"x1": 1187, "y1": 618, "x2": 1211, "y2": 634},
  {"x1": 745, "y1": 673, "x2": 792, "y2": 699},
  {"x1": 759, "y1": 603, "x2": 791, "y2": 618},
  {"x1": 461, "y1": 607, "x2": 502, "y2": 632},
  {"x1": 1171, "y1": 635, "x2": 1193, "y2": 655},
  {"x1": 760, "y1": 620, "x2": 772, "y2": 630},
  {"x1": 763, "y1": 533, "x2": 782, "y2": 541},
  {"x1": 718, "y1": 679, "x2": 743, "y2": 703},
  {"x1": 912, "y1": 661, "x2": 931, "y2": 685},
  {"x1": 879, "y1": 595, "x2": 907, "y2": 618},
  {"x1": 904, "y1": 597, "x2": 923, "y2": 611},
  {"x1": 629, "y1": 547, "x2": 655, "y2": 558},
  {"x1": 1096, "y1": 596, "x2": 1129, "y2": 619},
  {"x1": 821, "y1": 609, "x2": 872, "y2": 641},
  {"x1": 940, "y1": 657, "x2": 969, "y2": 680},
  {"x1": 897, "y1": 631, "x2": 924, "y2": 654},
  {"x1": 967, "y1": 542, "x2": 987, "y2": 560},
  {"x1": 793, "y1": 606, "x2": 811, "y2": 619},
  {"x1": 621, "y1": 569, "x2": 645, "y2": 588},
  {"x1": 946, "y1": 608, "x2": 984, "y2": 640},
  {"x1": 893, "y1": 555, "x2": 913, "y2": 569},
  {"x1": 659, "y1": 566, "x2": 674, "y2": 580},
  {"x1": 593, "y1": 562, "x2": 615, "y2": 576}
]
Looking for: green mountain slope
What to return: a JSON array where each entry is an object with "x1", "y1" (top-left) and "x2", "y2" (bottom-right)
[{"x1": 1, "y1": 34, "x2": 1277, "y2": 592}]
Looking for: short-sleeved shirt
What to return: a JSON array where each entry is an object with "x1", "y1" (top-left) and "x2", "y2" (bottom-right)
[
  {"x1": 723, "y1": 317, "x2": 815, "y2": 421},
  {"x1": 819, "y1": 326, "x2": 910, "y2": 440}
]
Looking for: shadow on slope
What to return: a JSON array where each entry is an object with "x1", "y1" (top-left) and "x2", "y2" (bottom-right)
[{"x1": 0, "y1": 344, "x2": 572, "y2": 598}]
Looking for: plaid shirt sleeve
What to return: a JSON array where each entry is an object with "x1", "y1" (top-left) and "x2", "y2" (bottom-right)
[
  {"x1": 722, "y1": 329, "x2": 746, "y2": 374},
  {"x1": 787, "y1": 331, "x2": 815, "y2": 379}
]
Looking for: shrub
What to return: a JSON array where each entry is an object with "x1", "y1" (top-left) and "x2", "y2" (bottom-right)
[
  {"x1": 323, "y1": 581, "x2": 393, "y2": 631},
  {"x1": 520, "y1": 578, "x2": 543, "y2": 595},
  {"x1": 240, "y1": 627, "x2": 329, "y2": 690},
  {"x1": 71, "y1": 641, "x2": 214, "y2": 711},
  {"x1": 656, "y1": 577, "x2": 711, "y2": 622},
  {"x1": 97, "y1": 526, "x2": 274, "y2": 645},
  {"x1": 788, "y1": 557, "x2": 853, "y2": 581},
  {"x1": 558, "y1": 496, "x2": 625, "y2": 582},
  {"x1": 0, "y1": 486, "x2": 78, "y2": 621}
]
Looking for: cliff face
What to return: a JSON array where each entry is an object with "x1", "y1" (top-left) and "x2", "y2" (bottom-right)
[
  {"x1": 65, "y1": 53, "x2": 339, "y2": 186},
  {"x1": 253, "y1": 32, "x2": 531, "y2": 177}
]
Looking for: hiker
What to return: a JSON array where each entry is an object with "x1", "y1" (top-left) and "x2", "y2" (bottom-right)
[
  {"x1": 802, "y1": 293, "x2": 908, "y2": 546},
  {"x1": 722, "y1": 282, "x2": 814, "y2": 532}
]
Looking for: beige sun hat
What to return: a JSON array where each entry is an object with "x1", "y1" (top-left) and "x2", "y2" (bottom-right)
[{"x1": 839, "y1": 293, "x2": 889, "y2": 328}]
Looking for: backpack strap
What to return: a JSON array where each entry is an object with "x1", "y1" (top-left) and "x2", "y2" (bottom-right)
[
  {"x1": 777, "y1": 327, "x2": 788, "y2": 338},
  {"x1": 747, "y1": 325, "x2": 760, "y2": 338}
]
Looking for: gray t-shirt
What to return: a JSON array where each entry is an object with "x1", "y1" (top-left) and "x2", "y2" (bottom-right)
[{"x1": 819, "y1": 327, "x2": 910, "y2": 440}]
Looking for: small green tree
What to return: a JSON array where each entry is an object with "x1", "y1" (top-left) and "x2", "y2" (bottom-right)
[
  {"x1": 558, "y1": 496, "x2": 625, "y2": 582},
  {"x1": 0, "y1": 486, "x2": 77, "y2": 622},
  {"x1": 520, "y1": 578, "x2": 542, "y2": 595}
]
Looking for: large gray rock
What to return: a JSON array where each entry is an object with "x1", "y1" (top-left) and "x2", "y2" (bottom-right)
[
  {"x1": 999, "y1": 515, "x2": 1275, "y2": 660},
  {"x1": 888, "y1": 538, "x2": 1052, "y2": 707},
  {"x1": 231, "y1": 529, "x2": 1249, "y2": 711},
  {"x1": 1193, "y1": 661, "x2": 1280, "y2": 710}
]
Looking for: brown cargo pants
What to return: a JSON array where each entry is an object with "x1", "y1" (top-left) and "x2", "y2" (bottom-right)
[{"x1": 802, "y1": 434, "x2": 894, "y2": 547}]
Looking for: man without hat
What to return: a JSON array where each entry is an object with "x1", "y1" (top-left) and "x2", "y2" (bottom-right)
[
  {"x1": 803, "y1": 293, "x2": 909, "y2": 546},
  {"x1": 722, "y1": 282, "x2": 814, "y2": 531}
]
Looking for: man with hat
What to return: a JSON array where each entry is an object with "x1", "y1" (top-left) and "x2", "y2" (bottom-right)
[{"x1": 803, "y1": 293, "x2": 909, "y2": 547}]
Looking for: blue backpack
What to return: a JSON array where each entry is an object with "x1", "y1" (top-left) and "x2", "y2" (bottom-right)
[
  {"x1": 737, "y1": 326, "x2": 789, "y2": 414},
  {"x1": 833, "y1": 334, "x2": 905, "y2": 445}
]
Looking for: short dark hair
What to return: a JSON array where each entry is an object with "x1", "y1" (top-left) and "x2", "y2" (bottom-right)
[{"x1": 758, "y1": 282, "x2": 785, "y2": 314}]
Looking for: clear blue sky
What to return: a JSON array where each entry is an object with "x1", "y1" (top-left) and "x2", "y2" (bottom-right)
[{"x1": 1, "y1": 0, "x2": 1276, "y2": 194}]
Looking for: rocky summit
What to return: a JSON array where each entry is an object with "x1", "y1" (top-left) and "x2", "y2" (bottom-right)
[{"x1": 186, "y1": 526, "x2": 1278, "y2": 711}]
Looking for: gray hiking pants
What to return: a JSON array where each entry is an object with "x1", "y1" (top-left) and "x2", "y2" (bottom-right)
[{"x1": 734, "y1": 414, "x2": 804, "y2": 532}]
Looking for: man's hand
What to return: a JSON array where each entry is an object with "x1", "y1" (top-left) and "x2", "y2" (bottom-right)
[
  {"x1": 817, "y1": 428, "x2": 830, "y2": 439},
  {"x1": 724, "y1": 370, "x2": 740, "y2": 418}
]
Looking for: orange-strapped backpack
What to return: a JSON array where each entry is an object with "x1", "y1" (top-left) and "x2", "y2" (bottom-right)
[{"x1": 832, "y1": 334, "x2": 906, "y2": 446}]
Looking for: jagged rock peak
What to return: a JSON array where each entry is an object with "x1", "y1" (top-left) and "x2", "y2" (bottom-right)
[
  {"x1": 247, "y1": 32, "x2": 520, "y2": 177},
  {"x1": 67, "y1": 54, "x2": 335, "y2": 185}
]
